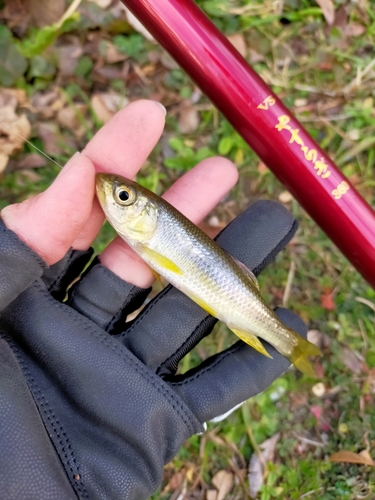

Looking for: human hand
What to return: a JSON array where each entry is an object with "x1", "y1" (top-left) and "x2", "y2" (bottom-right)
[{"x1": 0, "y1": 100, "x2": 306, "y2": 500}]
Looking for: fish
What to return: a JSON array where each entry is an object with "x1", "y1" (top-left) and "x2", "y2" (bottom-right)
[{"x1": 96, "y1": 173, "x2": 321, "y2": 376}]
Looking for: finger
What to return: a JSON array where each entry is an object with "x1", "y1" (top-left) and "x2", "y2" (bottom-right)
[
  {"x1": 67, "y1": 258, "x2": 151, "y2": 332},
  {"x1": 82, "y1": 99, "x2": 166, "y2": 175},
  {"x1": 71, "y1": 199, "x2": 104, "y2": 251},
  {"x1": 120, "y1": 201, "x2": 297, "y2": 372},
  {"x1": 168, "y1": 308, "x2": 307, "y2": 423},
  {"x1": 70, "y1": 100, "x2": 167, "y2": 250},
  {"x1": 42, "y1": 248, "x2": 94, "y2": 301},
  {"x1": 100, "y1": 157, "x2": 239, "y2": 286},
  {"x1": 1, "y1": 153, "x2": 95, "y2": 265}
]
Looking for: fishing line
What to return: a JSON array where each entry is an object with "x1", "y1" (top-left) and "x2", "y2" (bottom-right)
[{"x1": 0, "y1": 118, "x2": 63, "y2": 169}]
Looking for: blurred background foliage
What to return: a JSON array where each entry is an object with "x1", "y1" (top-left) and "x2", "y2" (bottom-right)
[{"x1": 0, "y1": 0, "x2": 375, "y2": 498}]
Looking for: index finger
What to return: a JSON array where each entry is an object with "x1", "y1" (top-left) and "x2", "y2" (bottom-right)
[{"x1": 72, "y1": 100, "x2": 167, "y2": 250}]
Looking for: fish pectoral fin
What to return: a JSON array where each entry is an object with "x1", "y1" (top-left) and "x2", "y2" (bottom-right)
[
  {"x1": 142, "y1": 247, "x2": 183, "y2": 275},
  {"x1": 230, "y1": 328, "x2": 272, "y2": 358},
  {"x1": 230, "y1": 255, "x2": 260, "y2": 291}
]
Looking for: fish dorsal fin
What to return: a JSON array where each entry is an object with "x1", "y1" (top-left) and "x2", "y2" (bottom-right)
[
  {"x1": 230, "y1": 255, "x2": 260, "y2": 290},
  {"x1": 230, "y1": 327, "x2": 272, "y2": 358}
]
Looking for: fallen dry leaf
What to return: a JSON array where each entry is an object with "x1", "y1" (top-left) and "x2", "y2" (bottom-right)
[
  {"x1": 14, "y1": 153, "x2": 47, "y2": 169},
  {"x1": 0, "y1": 105, "x2": 31, "y2": 174},
  {"x1": 167, "y1": 471, "x2": 184, "y2": 490},
  {"x1": 121, "y1": 5, "x2": 155, "y2": 42},
  {"x1": 0, "y1": 154, "x2": 8, "y2": 174},
  {"x1": 227, "y1": 33, "x2": 247, "y2": 58},
  {"x1": 206, "y1": 490, "x2": 217, "y2": 500},
  {"x1": 18, "y1": 169, "x2": 42, "y2": 183},
  {"x1": 344, "y1": 23, "x2": 366, "y2": 37},
  {"x1": 0, "y1": 88, "x2": 27, "y2": 109},
  {"x1": 248, "y1": 433, "x2": 280, "y2": 498},
  {"x1": 360, "y1": 450, "x2": 373, "y2": 462},
  {"x1": 342, "y1": 346, "x2": 362, "y2": 375},
  {"x1": 91, "y1": 93, "x2": 129, "y2": 124},
  {"x1": 178, "y1": 103, "x2": 200, "y2": 134},
  {"x1": 102, "y1": 41, "x2": 127, "y2": 64},
  {"x1": 31, "y1": 90, "x2": 65, "y2": 118},
  {"x1": 315, "y1": 0, "x2": 335, "y2": 25},
  {"x1": 58, "y1": 44, "x2": 84, "y2": 77},
  {"x1": 100, "y1": 93, "x2": 129, "y2": 113},
  {"x1": 211, "y1": 470, "x2": 233, "y2": 500},
  {"x1": 307, "y1": 329, "x2": 322, "y2": 348},
  {"x1": 249, "y1": 48, "x2": 265, "y2": 64},
  {"x1": 330, "y1": 450, "x2": 375, "y2": 467},
  {"x1": 57, "y1": 105, "x2": 87, "y2": 140},
  {"x1": 0, "y1": 88, "x2": 21, "y2": 113},
  {"x1": 307, "y1": 329, "x2": 330, "y2": 349},
  {"x1": 332, "y1": 5, "x2": 348, "y2": 29},
  {"x1": 314, "y1": 360, "x2": 325, "y2": 379},
  {"x1": 160, "y1": 52, "x2": 179, "y2": 70},
  {"x1": 37, "y1": 122, "x2": 64, "y2": 156},
  {"x1": 91, "y1": 94, "x2": 116, "y2": 123},
  {"x1": 248, "y1": 453, "x2": 263, "y2": 499},
  {"x1": 25, "y1": 0, "x2": 65, "y2": 27},
  {"x1": 260, "y1": 433, "x2": 280, "y2": 461},
  {"x1": 278, "y1": 191, "x2": 293, "y2": 203},
  {"x1": 2, "y1": 0, "x2": 31, "y2": 35}
]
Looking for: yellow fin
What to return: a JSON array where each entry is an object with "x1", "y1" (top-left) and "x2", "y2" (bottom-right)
[
  {"x1": 143, "y1": 248, "x2": 183, "y2": 275},
  {"x1": 288, "y1": 330, "x2": 322, "y2": 378},
  {"x1": 149, "y1": 266, "x2": 163, "y2": 285},
  {"x1": 230, "y1": 328, "x2": 272, "y2": 358},
  {"x1": 185, "y1": 292, "x2": 218, "y2": 318}
]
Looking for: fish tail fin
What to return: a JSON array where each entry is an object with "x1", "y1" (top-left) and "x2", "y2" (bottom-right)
[{"x1": 288, "y1": 329, "x2": 322, "y2": 378}]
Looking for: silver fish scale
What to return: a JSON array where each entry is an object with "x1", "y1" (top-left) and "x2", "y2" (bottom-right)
[{"x1": 142, "y1": 200, "x2": 295, "y2": 355}]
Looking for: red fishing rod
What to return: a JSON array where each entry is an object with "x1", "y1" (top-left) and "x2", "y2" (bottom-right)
[{"x1": 121, "y1": 0, "x2": 375, "y2": 289}]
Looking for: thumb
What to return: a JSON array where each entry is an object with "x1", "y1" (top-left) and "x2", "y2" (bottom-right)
[{"x1": 1, "y1": 153, "x2": 96, "y2": 265}]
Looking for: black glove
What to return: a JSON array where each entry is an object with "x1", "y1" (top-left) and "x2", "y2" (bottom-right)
[{"x1": 0, "y1": 200, "x2": 306, "y2": 500}]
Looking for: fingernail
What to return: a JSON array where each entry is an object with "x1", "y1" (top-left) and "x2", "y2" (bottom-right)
[
  {"x1": 60, "y1": 151, "x2": 81, "y2": 175},
  {"x1": 152, "y1": 101, "x2": 167, "y2": 116}
]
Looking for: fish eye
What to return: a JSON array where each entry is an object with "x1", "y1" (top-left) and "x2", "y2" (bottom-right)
[
  {"x1": 114, "y1": 185, "x2": 136, "y2": 206},
  {"x1": 119, "y1": 190, "x2": 129, "y2": 201}
]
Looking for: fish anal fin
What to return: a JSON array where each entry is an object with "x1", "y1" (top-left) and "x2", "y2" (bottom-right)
[
  {"x1": 288, "y1": 330, "x2": 322, "y2": 378},
  {"x1": 230, "y1": 328, "x2": 272, "y2": 358},
  {"x1": 142, "y1": 248, "x2": 183, "y2": 275},
  {"x1": 231, "y1": 256, "x2": 259, "y2": 290}
]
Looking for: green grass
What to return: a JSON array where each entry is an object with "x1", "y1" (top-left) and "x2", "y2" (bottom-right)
[{"x1": 1, "y1": 0, "x2": 375, "y2": 498}]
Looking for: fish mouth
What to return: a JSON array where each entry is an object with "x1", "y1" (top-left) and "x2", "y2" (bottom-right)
[
  {"x1": 95, "y1": 173, "x2": 113, "y2": 207},
  {"x1": 96, "y1": 172, "x2": 113, "y2": 187}
]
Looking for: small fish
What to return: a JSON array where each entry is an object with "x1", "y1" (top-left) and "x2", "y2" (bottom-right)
[{"x1": 96, "y1": 173, "x2": 321, "y2": 376}]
